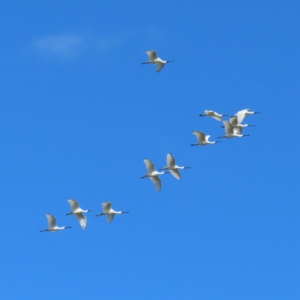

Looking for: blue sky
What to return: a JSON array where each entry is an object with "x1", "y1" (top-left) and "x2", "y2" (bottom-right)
[{"x1": 0, "y1": 1, "x2": 299, "y2": 299}]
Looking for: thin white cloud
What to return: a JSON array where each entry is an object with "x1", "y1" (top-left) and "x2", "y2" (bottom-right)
[{"x1": 33, "y1": 34, "x2": 83, "y2": 58}]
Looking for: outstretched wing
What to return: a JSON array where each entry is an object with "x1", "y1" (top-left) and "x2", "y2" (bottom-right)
[
  {"x1": 229, "y1": 116, "x2": 238, "y2": 126},
  {"x1": 144, "y1": 159, "x2": 155, "y2": 174},
  {"x1": 156, "y1": 63, "x2": 165, "y2": 72},
  {"x1": 146, "y1": 50, "x2": 158, "y2": 61},
  {"x1": 193, "y1": 131, "x2": 206, "y2": 143},
  {"x1": 170, "y1": 169, "x2": 181, "y2": 180},
  {"x1": 150, "y1": 176, "x2": 161, "y2": 192},
  {"x1": 102, "y1": 202, "x2": 112, "y2": 213},
  {"x1": 223, "y1": 121, "x2": 234, "y2": 135},
  {"x1": 46, "y1": 213, "x2": 56, "y2": 229},
  {"x1": 205, "y1": 135, "x2": 211, "y2": 142},
  {"x1": 107, "y1": 214, "x2": 115, "y2": 224},
  {"x1": 234, "y1": 126, "x2": 242, "y2": 135},
  {"x1": 68, "y1": 199, "x2": 79, "y2": 211},
  {"x1": 235, "y1": 110, "x2": 247, "y2": 124},
  {"x1": 167, "y1": 153, "x2": 175, "y2": 168},
  {"x1": 75, "y1": 212, "x2": 87, "y2": 230}
]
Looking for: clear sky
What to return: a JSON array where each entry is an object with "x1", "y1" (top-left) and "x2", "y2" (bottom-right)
[{"x1": 0, "y1": 1, "x2": 299, "y2": 299}]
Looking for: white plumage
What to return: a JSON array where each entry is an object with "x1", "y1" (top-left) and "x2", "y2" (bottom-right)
[
  {"x1": 142, "y1": 50, "x2": 174, "y2": 72},
  {"x1": 96, "y1": 202, "x2": 129, "y2": 224}
]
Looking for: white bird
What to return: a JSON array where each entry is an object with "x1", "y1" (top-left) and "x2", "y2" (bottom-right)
[
  {"x1": 159, "y1": 153, "x2": 190, "y2": 180},
  {"x1": 141, "y1": 50, "x2": 174, "y2": 72},
  {"x1": 218, "y1": 121, "x2": 250, "y2": 139},
  {"x1": 95, "y1": 202, "x2": 129, "y2": 224},
  {"x1": 191, "y1": 131, "x2": 221, "y2": 146},
  {"x1": 66, "y1": 199, "x2": 93, "y2": 230},
  {"x1": 228, "y1": 116, "x2": 255, "y2": 128},
  {"x1": 199, "y1": 110, "x2": 229, "y2": 121},
  {"x1": 141, "y1": 159, "x2": 169, "y2": 192},
  {"x1": 235, "y1": 109, "x2": 260, "y2": 124},
  {"x1": 40, "y1": 213, "x2": 71, "y2": 232}
]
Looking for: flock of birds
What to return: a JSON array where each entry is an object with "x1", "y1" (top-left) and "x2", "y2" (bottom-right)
[{"x1": 40, "y1": 50, "x2": 260, "y2": 233}]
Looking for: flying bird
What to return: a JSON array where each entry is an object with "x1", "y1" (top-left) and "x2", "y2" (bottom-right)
[
  {"x1": 235, "y1": 109, "x2": 260, "y2": 124},
  {"x1": 95, "y1": 202, "x2": 129, "y2": 224},
  {"x1": 159, "y1": 153, "x2": 190, "y2": 180},
  {"x1": 141, "y1": 50, "x2": 174, "y2": 72},
  {"x1": 66, "y1": 199, "x2": 93, "y2": 230},
  {"x1": 141, "y1": 159, "x2": 169, "y2": 192},
  {"x1": 191, "y1": 131, "x2": 221, "y2": 146},
  {"x1": 40, "y1": 213, "x2": 71, "y2": 232},
  {"x1": 218, "y1": 121, "x2": 250, "y2": 139},
  {"x1": 199, "y1": 110, "x2": 229, "y2": 121}
]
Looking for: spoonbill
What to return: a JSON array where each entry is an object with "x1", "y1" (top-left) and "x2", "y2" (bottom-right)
[
  {"x1": 141, "y1": 159, "x2": 169, "y2": 192},
  {"x1": 191, "y1": 131, "x2": 221, "y2": 146},
  {"x1": 141, "y1": 50, "x2": 174, "y2": 72},
  {"x1": 159, "y1": 153, "x2": 190, "y2": 180},
  {"x1": 221, "y1": 116, "x2": 255, "y2": 128},
  {"x1": 40, "y1": 213, "x2": 71, "y2": 232},
  {"x1": 218, "y1": 121, "x2": 250, "y2": 139},
  {"x1": 199, "y1": 110, "x2": 229, "y2": 121},
  {"x1": 66, "y1": 199, "x2": 93, "y2": 230},
  {"x1": 235, "y1": 109, "x2": 260, "y2": 124},
  {"x1": 95, "y1": 202, "x2": 129, "y2": 224}
]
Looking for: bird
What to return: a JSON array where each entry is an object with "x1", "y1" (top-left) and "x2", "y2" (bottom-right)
[
  {"x1": 159, "y1": 153, "x2": 190, "y2": 180},
  {"x1": 199, "y1": 110, "x2": 229, "y2": 121},
  {"x1": 235, "y1": 109, "x2": 260, "y2": 124},
  {"x1": 141, "y1": 159, "x2": 169, "y2": 192},
  {"x1": 40, "y1": 213, "x2": 71, "y2": 232},
  {"x1": 95, "y1": 202, "x2": 129, "y2": 224},
  {"x1": 221, "y1": 116, "x2": 255, "y2": 129},
  {"x1": 141, "y1": 50, "x2": 174, "y2": 72},
  {"x1": 66, "y1": 199, "x2": 93, "y2": 230},
  {"x1": 218, "y1": 121, "x2": 250, "y2": 139},
  {"x1": 191, "y1": 131, "x2": 221, "y2": 146}
]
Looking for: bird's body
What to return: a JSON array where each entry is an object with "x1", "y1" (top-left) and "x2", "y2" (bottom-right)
[
  {"x1": 235, "y1": 109, "x2": 260, "y2": 124},
  {"x1": 191, "y1": 131, "x2": 221, "y2": 146},
  {"x1": 141, "y1": 159, "x2": 169, "y2": 192},
  {"x1": 159, "y1": 153, "x2": 190, "y2": 179},
  {"x1": 95, "y1": 202, "x2": 129, "y2": 223},
  {"x1": 66, "y1": 199, "x2": 92, "y2": 230},
  {"x1": 218, "y1": 121, "x2": 250, "y2": 139},
  {"x1": 199, "y1": 110, "x2": 229, "y2": 121},
  {"x1": 40, "y1": 213, "x2": 71, "y2": 232},
  {"x1": 141, "y1": 50, "x2": 173, "y2": 72}
]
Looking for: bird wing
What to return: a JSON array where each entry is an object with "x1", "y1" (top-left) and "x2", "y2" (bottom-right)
[
  {"x1": 156, "y1": 63, "x2": 165, "y2": 72},
  {"x1": 102, "y1": 202, "x2": 112, "y2": 213},
  {"x1": 150, "y1": 176, "x2": 161, "y2": 192},
  {"x1": 46, "y1": 213, "x2": 56, "y2": 229},
  {"x1": 234, "y1": 126, "x2": 242, "y2": 135},
  {"x1": 68, "y1": 199, "x2": 79, "y2": 211},
  {"x1": 170, "y1": 169, "x2": 181, "y2": 180},
  {"x1": 204, "y1": 110, "x2": 213, "y2": 115},
  {"x1": 146, "y1": 50, "x2": 157, "y2": 61},
  {"x1": 75, "y1": 212, "x2": 87, "y2": 230},
  {"x1": 193, "y1": 131, "x2": 205, "y2": 143},
  {"x1": 167, "y1": 153, "x2": 175, "y2": 168},
  {"x1": 229, "y1": 116, "x2": 238, "y2": 126},
  {"x1": 107, "y1": 214, "x2": 115, "y2": 224},
  {"x1": 236, "y1": 110, "x2": 247, "y2": 124},
  {"x1": 205, "y1": 135, "x2": 211, "y2": 142},
  {"x1": 223, "y1": 121, "x2": 234, "y2": 135},
  {"x1": 211, "y1": 115, "x2": 222, "y2": 121},
  {"x1": 144, "y1": 159, "x2": 155, "y2": 173}
]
